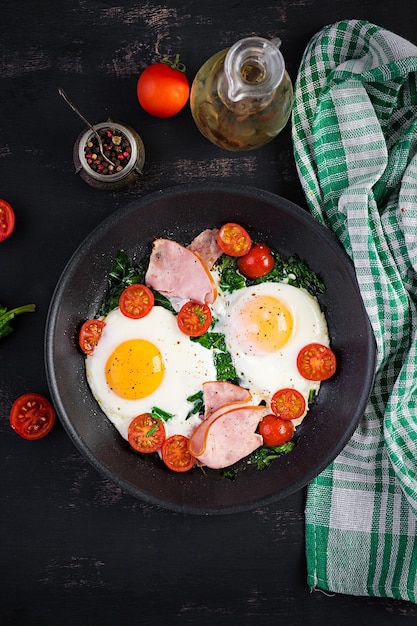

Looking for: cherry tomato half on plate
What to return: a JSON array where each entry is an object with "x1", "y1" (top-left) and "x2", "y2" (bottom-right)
[
  {"x1": 270, "y1": 388, "x2": 306, "y2": 421},
  {"x1": 237, "y1": 243, "x2": 275, "y2": 279},
  {"x1": 0, "y1": 198, "x2": 15, "y2": 242},
  {"x1": 119, "y1": 284, "x2": 154, "y2": 319},
  {"x1": 162, "y1": 434, "x2": 195, "y2": 472},
  {"x1": 137, "y1": 62, "x2": 190, "y2": 118},
  {"x1": 258, "y1": 414, "x2": 295, "y2": 447},
  {"x1": 297, "y1": 343, "x2": 337, "y2": 381},
  {"x1": 10, "y1": 393, "x2": 55, "y2": 440},
  {"x1": 79, "y1": 319, "x2": 106, "y2": 355},
  {"x1": 128, "y1": 413, "x2": 166, "y2": 454},
  {"x1": 177, "y1": 301, "x2": 212, "y2": 337},
  {"x1": 217, "y1": 223, "x2": 252, "y2": 257}
]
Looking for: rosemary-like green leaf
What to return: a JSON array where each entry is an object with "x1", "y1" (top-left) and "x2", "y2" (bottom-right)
[{"x1": 0, "y1": 303, "x2": 36, "y2": 339}]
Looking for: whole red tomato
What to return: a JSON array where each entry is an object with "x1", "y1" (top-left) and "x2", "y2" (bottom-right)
[
  {"x1": 258, "y1": 414, "x2": 294, "y2": 447},
  {"x1": 237, "y1": 243, "x2": 274, "y2": 278},
  {"x1": 137, "y1": 56, "x2": 190, "y2": 118}
]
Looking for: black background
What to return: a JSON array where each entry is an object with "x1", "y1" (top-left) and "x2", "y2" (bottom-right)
[{"x1": 2, "y1": 1, "x2": 417, "y2": 624}]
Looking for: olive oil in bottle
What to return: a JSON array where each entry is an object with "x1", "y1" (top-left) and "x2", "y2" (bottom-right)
[{"x1": 190, "y1": 37, "x2": 293, "y2": 151}]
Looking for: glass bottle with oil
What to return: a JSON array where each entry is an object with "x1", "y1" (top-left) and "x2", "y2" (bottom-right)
[{"x1": 190, "y1": 36, "x2": 293, "y2": 151}]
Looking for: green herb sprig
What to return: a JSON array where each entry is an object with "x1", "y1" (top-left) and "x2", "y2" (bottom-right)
[
  {"x1": 0, "y1": 303, "x2": 36, "y2": 339},
  {"x1": 150, "y1": 406, "x2": 174, "y2": 421},
  {"x1": 146, "y1": 406, "x2": 175, "y2": 437}
]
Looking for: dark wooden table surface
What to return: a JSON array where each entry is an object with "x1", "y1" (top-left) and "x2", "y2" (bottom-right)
[{"x1": 2, "y1": 1, "x2": 417, "y2": 624}]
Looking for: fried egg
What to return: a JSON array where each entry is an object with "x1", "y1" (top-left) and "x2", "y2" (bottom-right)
[
  {"x1": 85, "y1": 306, "x2": 216, "y2": 439},
  {"x1": 212, "y1": 281, "x2": 329, "y2": 420}
]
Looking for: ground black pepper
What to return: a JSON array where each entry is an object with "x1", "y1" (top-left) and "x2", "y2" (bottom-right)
[{"x1": 84, "y1": 127, "x2": 132, "y2": 175}]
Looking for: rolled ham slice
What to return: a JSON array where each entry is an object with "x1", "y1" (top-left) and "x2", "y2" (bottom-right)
[
  {"x1": 188, "y1": 228, "x2": 222, "y2": 269},
  {"x1": 190, "y1": 405, "x2": 266, "y2": 469},
  {"x1": 189, "y1": 382, "x2": 253, "y2": 457},
  {"x1": 189, "y1": 404, "x2": 239, "y2": 457},
  {"x1": 202, "y1": 381, "x2": 252, "y2": 418},
  {"x1": 145, "y1": 238, "x2": 217, "y2": 304}
]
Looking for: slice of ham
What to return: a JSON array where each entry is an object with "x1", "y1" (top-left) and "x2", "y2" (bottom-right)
[
  {"x1": 190, "y1": 405, "x2": 266, "y2": 469},
  {"x1": 145, "y1": 238, "x2": 217, "y2": 304},
  {"x1": 189, "y1": 404, "x2": 240, "y2": 457},
  {"x1": 188, "y1": 228, "x2": 222, "y2": 269},
  {"x1": 202, "y1": 381, "x2": 252, "y2": 418},
  {"x1": 188, "y1": 381, "x2": 253, "y2": 457}
]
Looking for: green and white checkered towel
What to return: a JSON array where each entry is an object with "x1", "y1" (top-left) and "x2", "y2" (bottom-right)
[{"x1": 292, "y1": 20, "x2": 417, "y2": 602}]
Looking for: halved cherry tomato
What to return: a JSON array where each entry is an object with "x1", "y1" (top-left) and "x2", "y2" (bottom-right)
[
  {"x1": 79, "y1": 319, "x2": 106, "y2": 355},
  {"x1": 237, "y1": 243, "x2": 275, "y2": 279},
  {"x1": 162, "y1": 434, "x2": 195, "y2": 472},
  {"x1": 119, "y1": 284, "x2": 154, "y2": 319},
  {"x1": 217, "y1": 223, "x2": 252, "y2": 257},
  {"x1": 258, "y1": 414, "x2": 294, "y2": 446},
  {"x1": 177, "y1": 301, "x2": 212, "y2": 337},
  {"x1": 10, "y1": 393, "x2": 55, "y2": 440},
  {"x1": 128, "y1": 413, "x2": 166, "y2": 453},
  {"x1": 297, "y1": 343, "x2": 337, "y2": 381},
  {"x1": 0, "y1": 198, "x2": 15, "y2": 242},
  {"x1": 270, "y1": 388, "x2": 306, "y2": 420},
  {"x1": 137, "y1": 61, "x2": 190, "y2": 118}
]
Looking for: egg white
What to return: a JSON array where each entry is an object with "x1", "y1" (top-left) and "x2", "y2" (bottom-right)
[{"x1": 85, "y1": 306, "x2": 216, "y2": 439}]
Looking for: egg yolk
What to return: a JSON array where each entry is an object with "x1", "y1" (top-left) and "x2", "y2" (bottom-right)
[
  {"x1": 235, "y1": 294, "x2": 293, "y2": 353},
  {"x1": 105, "y1": 339, "x2": 165, "y2": 399}
]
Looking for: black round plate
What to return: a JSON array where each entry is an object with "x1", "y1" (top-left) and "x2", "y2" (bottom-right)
[{"x1": 45, "y1": 183, "x2": 376, "y2": 515}]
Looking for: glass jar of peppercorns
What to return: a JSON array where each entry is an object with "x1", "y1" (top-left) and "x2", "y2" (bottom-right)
[{"x1": 73, "y1": 121, "x2": 145, "y2": 190}]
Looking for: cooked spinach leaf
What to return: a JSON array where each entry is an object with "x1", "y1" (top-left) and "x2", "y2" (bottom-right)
[
  {"x1": 216, "y1": 250, "x2": 325, "y2": 297},
  {"x1": 191, "y1": 332, "x2": 239, "y2": 383},
  {"x1": 191, "y1": 331, "x2": 226, "y2": 351},
  {"x1": 100, "y1": 250, "x2": 174, "y2": 316},
  {"x1": 249, "y1": 442, "x2": 295, "y2": 470},
  {"x1": 213, "y1": 350, "x2": 239, "y2": 384},
  {"x1": 220, "y1": 441, "x2": 295, "y2": 479},
  {"x1": 221, "y1": 467, "x2": 238, "y2": 481},
  {"x1": 100, "y1": 250, "x2": 145, "y2": 315},
  {"x1": 217, "y1": 255, "x2": 246, "y2": 293},
  {"x1": 186, "y1": 390, "x2": 204, "y2": 419},
  {"x1": 257, "y1": 252, "x2": 325, "y2": 295}
]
